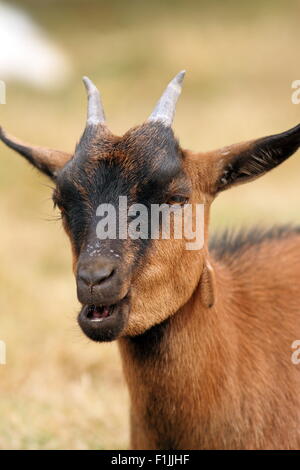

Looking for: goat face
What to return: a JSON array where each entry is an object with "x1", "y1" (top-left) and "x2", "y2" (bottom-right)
[
  {"x1": 2, "y1": 72, "x2": 300, "y2": 341},
  {"x1": 52, "y1": 120, "x2": 205, "y2": 341}
]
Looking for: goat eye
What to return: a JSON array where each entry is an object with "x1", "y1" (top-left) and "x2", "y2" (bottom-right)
[{"x1": 167, "y1": 195, "x2": 189, "y2": 205}]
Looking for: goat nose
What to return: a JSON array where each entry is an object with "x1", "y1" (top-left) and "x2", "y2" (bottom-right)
[
  {"x1": 76, "y1": 257, "x2": 123, "y2": 305},
  {"x1": 78, "y1": 262, "x2": 115, "y2": 287}
]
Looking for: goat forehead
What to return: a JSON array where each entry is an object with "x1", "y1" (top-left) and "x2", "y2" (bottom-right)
[
  {"x1": 120, "y1": 122, "x2": 181, "y2": 168},
  {"x1": 58, "y1": 122, "x2": 183, "y2": 199}
]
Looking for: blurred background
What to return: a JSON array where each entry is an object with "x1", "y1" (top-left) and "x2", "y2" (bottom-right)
[{"x1": 0, "y1": 0, "x2": 300, "y2": 450}]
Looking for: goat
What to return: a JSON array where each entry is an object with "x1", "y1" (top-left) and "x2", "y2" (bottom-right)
[{"x1": 1, "y1": 72, "x2": 300, "y2": 449}]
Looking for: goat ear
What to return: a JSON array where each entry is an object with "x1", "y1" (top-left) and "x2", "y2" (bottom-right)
[
  {"x1": 0, "y1": 127, "x2": 72, "y2": 179},
  {"x1": 199, "y1": 258, "x2": 215, "y2": 308},
  {"x1": 209, "y1": 123, "x2": 300, "y2": 193}
]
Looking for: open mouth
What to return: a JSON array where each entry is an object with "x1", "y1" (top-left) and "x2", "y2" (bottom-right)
[
  {"x1": 86, "y1": 304, "x2": 115, "y2": 322},
  {"x1": 77, "y1": 294, "x2": 130, "y2": 342}
]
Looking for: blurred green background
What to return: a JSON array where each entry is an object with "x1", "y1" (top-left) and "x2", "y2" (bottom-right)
[{"x1": 0, "y1": 0, "x2": 300, "y2": 449}]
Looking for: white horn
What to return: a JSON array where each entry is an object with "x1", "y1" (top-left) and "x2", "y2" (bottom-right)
[
  {"x1": 147, "y1": 70, "x2": 186, "y2": 126},
  {"x1": 82, "y1": 76, "x2": 106, "y2": 125}
]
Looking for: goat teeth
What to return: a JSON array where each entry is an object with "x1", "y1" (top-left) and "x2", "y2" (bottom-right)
[{"x1": 91, "y1": 317, "x2": 103, "y2": 322}]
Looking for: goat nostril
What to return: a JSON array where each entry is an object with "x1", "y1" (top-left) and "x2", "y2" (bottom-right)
[
  {"x1": 102, "y1": 268, "x2": 115, "y2": 283},
  {"x1": 92, "y1": 268, "x2": 115, "y2": 286},
  {"x1": 78, "y1": 272, "x2": 92, "y2": 286}
]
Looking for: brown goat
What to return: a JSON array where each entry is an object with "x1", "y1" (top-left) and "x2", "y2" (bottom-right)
[{"x1": 1, "y1": 72, "x2": 300, "y2": 449}]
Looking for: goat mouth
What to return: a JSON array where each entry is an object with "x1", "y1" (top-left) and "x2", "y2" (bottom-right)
[
  {"x1": 86, "y1": 304, "x2": 114, "y2": 321},
  {"x1": 77, "y1": 295, "x2": 130, "y2": 342}
]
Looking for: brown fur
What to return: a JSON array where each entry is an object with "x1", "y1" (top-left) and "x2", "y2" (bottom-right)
[{"x1": 120, "y1": 233, "x2": 300, "y2": 449}]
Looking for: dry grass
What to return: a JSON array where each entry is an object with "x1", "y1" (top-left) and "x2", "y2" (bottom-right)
[{"x1": 0, "y1": 0, "x2": 300, "y2": 449}]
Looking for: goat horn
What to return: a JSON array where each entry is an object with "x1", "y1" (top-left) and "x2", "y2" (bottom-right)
[
  {"x1": 82, "y1": 76, "x2": 106, "y2": 125},
  {"x1": 147, "y1": 70, "x2": 186, "y2": 127}
]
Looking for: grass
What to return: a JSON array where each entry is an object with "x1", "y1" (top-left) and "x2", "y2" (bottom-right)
[{"x1": 0, "y1": 0, "x2": 300, "y2": 449}]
